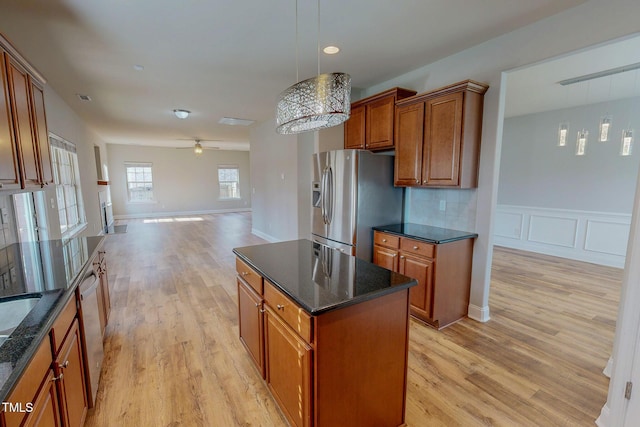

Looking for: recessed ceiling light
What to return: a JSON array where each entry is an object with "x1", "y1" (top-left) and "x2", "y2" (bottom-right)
[
  {"x1": 77, "y1": 94, "x2": 92, "y2": 101},
  {"x1": 173, "y1": 109, "x2": 190, "y2": 119},
  {"x1": 323, "y1": 46, "x2": 340, "y2": 55},
  {"x1": 133, "y1": 64, "x2": 144, "y2": 71},
  {"x1": 219, "y1": 117, "x2": 255, "y2": 126}
]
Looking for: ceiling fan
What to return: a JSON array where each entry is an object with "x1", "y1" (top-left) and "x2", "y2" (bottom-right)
[{"x1": 176, "y1": 138, "x2": 221, "y2": 155}]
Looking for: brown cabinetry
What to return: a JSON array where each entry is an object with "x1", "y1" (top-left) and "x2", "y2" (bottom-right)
[
  {"x1": 343, "y1": 87, "x2": 416, "y2": 151},
  {"x1": 54, "y1": 319, "x2": 88, "y2": 427},
  {"x1": 1, "y1": 297, "x2": 88, "y2": 427},
  {"x1": 394, "y1": 80, "x2": 488, "y2": 188},
  {"x1": 0, "y1": 34, "x2": 52, "y2": 190},
  {"x1": 235, "y1": 255, "x2": 411, "y2": 427},
  {"x1": 373, "y1": 230, "x2": 474, "y2": 329}
]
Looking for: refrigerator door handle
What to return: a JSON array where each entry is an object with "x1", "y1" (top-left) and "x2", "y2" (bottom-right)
[
  {"x1": 326, "y1": 166, "x2": 334, "y2": 225},
  {"x1": 321, "y1": 167, "x2": 330, "y2": 224}
]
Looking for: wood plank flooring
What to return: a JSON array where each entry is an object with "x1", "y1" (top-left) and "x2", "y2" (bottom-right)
[{"x1": 83, "y1": 213, "x2": 622, "y2": 426}]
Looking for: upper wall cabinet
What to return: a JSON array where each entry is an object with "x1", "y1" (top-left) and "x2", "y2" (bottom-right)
[
  {"x1": 0, "y1": 34, "x2": 53, "y2": 190},
  {"x1": 395, "y1": 80, "x2": 488, "y2": 188},
  {"x1": 344, "y1": 87, "x2": 416, "y2": 151}
]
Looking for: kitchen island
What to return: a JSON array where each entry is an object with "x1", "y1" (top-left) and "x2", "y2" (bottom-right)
[{"x1": 233, "y1": 239, "x2": 417, "y2": 427}]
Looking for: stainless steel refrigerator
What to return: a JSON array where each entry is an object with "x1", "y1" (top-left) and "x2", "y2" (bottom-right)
[{"x1": 311, "y1": 149, "x2": 403, "y2": 261}]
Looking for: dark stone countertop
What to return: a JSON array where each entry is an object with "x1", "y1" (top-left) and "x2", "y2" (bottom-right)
[
  {"x1": 373, "y1": 223, "x2": 478, "y2": 244},
  {"x1": 0, "y1": 236, "x2": 105, "y2": 402},
  {"x1": 233, "y1": 239, "x2": 417, "y2": 315}
]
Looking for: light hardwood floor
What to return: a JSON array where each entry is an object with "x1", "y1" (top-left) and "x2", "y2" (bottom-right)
[{"x1": 84, "y1": 213, "x2": 622, "y2": 426}]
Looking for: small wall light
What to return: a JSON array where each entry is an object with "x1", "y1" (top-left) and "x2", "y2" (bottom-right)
[{"x1": 173, "y1": 109, "x2": 190, "y2": 119}]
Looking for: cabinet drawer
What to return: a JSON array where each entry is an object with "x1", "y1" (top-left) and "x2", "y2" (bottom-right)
[
  {"x1": 264, "y1": 280, "x2": 312, "y2": 344},
  {"x1": 50, "y1": 294, "x2": 77, "y2": 355},
  {"x1": 236, "y1": 258, "x2": 263, "y2": 295},
  {"x1": 400, "y1": 238, "x2": 435, "y2": 258},
  {"x1": 374, "y1": 232, "x2": 400, "y2": 249}
]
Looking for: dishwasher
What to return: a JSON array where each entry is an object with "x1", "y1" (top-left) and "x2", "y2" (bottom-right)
[{"x1": 79, "y1": 268, "x2": 104, "y2": 407}]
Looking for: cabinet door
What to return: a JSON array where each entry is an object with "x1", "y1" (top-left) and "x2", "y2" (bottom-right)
[
  {"x1": 100, "y1": 262, "x2": 111, "y2": 326},
  {"x1": 265, "y1": 308, "x2": 312, "y2": 427},
  {"x1": 394, "y1": 102, "x2": 424, "y2": 186},
  {"x1": 0, "y1": 51, "x2": 20, "y2": 189},
  {"x1": 238, "y1": 279, "x2": 264, "y2": 378},
  {"x1": 24, "y1": 370, "x2": 63, "y2": 427},
  {"x1": 344, "y1": 104, "x2": 365, "y2": 149},
  {"x1": 55, "y1": 319, "x2": 88, "y2": 427},
  {"x1": 422, "y1": 92, "x2": 463, "y2": 186},
  {"x1": 372, "y1": 245, "x2": 399, "y2": 272},
  {"x1": 399, "y1": 253, "x2": 434, "y2": 320},
  {"x1": 5, "y1": 54, "x2": 40, "y2": 188},
  {"x1": 366, "y1": 95, "x2": 395, "y2": 150},
  {"x1": 30, "y1": 80, "x2": 53, "y2": 185}
]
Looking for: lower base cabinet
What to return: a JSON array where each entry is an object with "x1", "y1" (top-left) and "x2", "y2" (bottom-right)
[
  {"x1": 373, "y1": 231, "x2": 474, "y2": 329},
  {"x1": 236, "y1": 257, "x2": 411, "y2": 427},
  {"x1": 54, "y1": 319, "x2": 88, "y2": 427},
  {"x1": 264, "y1": 307, "x2": 312, "y2": 427}
]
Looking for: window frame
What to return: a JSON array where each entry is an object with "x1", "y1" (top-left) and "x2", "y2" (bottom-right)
[
  {"x1": 125, "y1": 162, "x2": 155, "y2": 203},
  {"x1": 49, "y1": 133, "x2": 87, "y2": 238},
  {"x1": 217, "y1": 165, "x2": 241, "y2": 200}
]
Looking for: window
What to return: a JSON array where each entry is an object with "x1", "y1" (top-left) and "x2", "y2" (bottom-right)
[
  {"x1": 125, "y1": 163, "x2": 154, "y2": 202},
  {"x1": 50, "y1": 134, "x2": 87, "y2": 237},
  {"x1": 218, "y1": 165, "x2": 240, "y2": 199}
]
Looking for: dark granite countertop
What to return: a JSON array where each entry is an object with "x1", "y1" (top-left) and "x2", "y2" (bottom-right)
[
  {"x1": 0, "y1": 236, "x2": 105, "y2": 402},
  {"x1": 233, "y1": 239, "x2": 416, "y2": 315},
  {"x1": 373, "y1": 223, "x2": 478, "y2": 244}
]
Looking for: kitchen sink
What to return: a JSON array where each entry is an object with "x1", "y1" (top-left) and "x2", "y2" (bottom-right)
[{"x1": 0, "y1": 295, "x2": 42, "y2": 346}]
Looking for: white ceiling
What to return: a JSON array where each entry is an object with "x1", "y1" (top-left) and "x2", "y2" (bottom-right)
[
  {"x1": 505, "y1": 34, "x2": 640, "y2": 118},
  {"x1": 0, "y1": 0, "x2": 587, "y2": 150}
]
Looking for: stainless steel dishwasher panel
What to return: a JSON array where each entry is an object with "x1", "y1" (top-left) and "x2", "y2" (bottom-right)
[{"x1": 79, "y1": 271, "x2": 104, "y2": 407}]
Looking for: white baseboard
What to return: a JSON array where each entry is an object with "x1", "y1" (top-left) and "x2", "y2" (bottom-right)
[
  {"x1": 603, "y1": 356, "x2": 613, "y2": 378},
  {"x1": 494, "y1": 205, "x2": 630, "y2": 268},
  {"x1": 596, "y1": 403, "x2": 610, "y2": 427},
  {"x1": 114, "y1": 208, "x2": 251, "y2": 220},
  {"x1": 251, "y1": 228, "x2": 280, "y2": 243},
  {"x1": 468, "y1": 304, "x2": 490, "y2": 322}
]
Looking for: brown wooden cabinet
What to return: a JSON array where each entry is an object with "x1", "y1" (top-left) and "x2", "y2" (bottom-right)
[
  {"x1": 54, "y1": 319, "x2": 88, "y2": 427},
  {"x1": 343, "y1": 87, "x2": 416, "y2": 151},
  {"x1": 0, "y1": 34, "x2": 52, "y2": 190},
  {"x1": 395, "y1": 80, "x2": 488, "y2": 188},
  {"x1": 373, "y1": 230, "x2": 474, "y2": 329},
  {"x1": 264, "y1": 306, "x2": 312, "y2": 427},
  {"x1": 235, "y1": 255, "x2": 411, "y2": 427}
]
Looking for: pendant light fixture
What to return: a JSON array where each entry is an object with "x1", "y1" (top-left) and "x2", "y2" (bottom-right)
[
  {"x1": 276, "y1": 0, "x2": 351, "y2": 134},
  {"x1": 194, "y1": 141, "x2": 203, "y2": 155},
  {"x1": 576, "y1": 129, "x2": 588, "y2": 156},
  {"x1": 620, "y1": 129, "x2": 634, "y2": 156}
]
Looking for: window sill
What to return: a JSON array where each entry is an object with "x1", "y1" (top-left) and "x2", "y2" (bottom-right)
[
  {"x1": 62, "y1": 223, "x2": 88, "y2": 240},
  {"x1": 218, "y1": 197, "x2": 241, "y2": 201}
]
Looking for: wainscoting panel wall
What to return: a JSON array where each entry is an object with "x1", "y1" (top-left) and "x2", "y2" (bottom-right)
[{"x1": 494, "y1": 205, "x2": 630, "y2": 268}]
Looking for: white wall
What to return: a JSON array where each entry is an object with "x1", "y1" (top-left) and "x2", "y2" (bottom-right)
[
  {"x1": 106, "y1": 144, "x2": 250, "y2": 218},
  {"x1": 499, "y1": 98, "x2": 640, "y2": 212},
  {"x1": 44, "y1": 85, "x2": 109, "y2": 237},
  {"x1": 249, "y1": 0, "x2": 640, "y2": 324},
  {"x1": 249, "y1": 118, "x2": 300, "y2": 242}
]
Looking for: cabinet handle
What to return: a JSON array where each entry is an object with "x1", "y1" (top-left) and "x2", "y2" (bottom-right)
[
  {"x1": 241, "y1": 271, "x2": 248, "y2": 276},
  {"x1": 392, "y1": 254, "x2": 397, "y2": 257},
  {"x1": 400, "y1": 256, "x2": 405, "y2": 259},
  {"x1": 413, "y1": 246, "x2": 419, "y2": 250},
  {"x1": 382, "y1": 238, "x2": 387, "y2": 242},
  {"x1": 423, "y1": 180, "x2": 427, "y2": 184},
  {"x1": 61, "y1": 361, "x2": 69, "y2": 369},
  {"x1": 260, "y1": 309, "x2": 265, "y2": 313},
  {"x1": 52, "y1": 373, "x2": 64, "y2": 382},
  {"x1": 254, "y1": 302, "x2": 260, "y2": 308},
  {"x1": 276, "y1": 304, "x2": 285, "y2": 310},
  {"x1": 415, "y1": 179, "x2": 419, "y2": 184}
]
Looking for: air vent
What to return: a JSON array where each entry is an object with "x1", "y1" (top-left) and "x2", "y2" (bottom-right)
[
  {"x1": 219, "y1": 117, "x2": 254, "y2": 126},
  {"x1": 77, "y1": 94, "x2": 92, "y2": 101}
]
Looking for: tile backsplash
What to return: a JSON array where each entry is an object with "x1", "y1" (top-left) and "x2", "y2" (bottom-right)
[{"x1": 405, "y1": 187, "x2": 477, "y2": 232}]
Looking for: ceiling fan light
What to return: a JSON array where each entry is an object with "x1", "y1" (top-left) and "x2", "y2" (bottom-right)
[
  {"x1": 173, "y1": 109, "x2": 190, "y2": 119},
  {"x1": 194, "y1": 142, "x2": 203, "y2": 155},
  {"x1": 276, "y1": 73, "x2": 351, "y2": 135}
]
